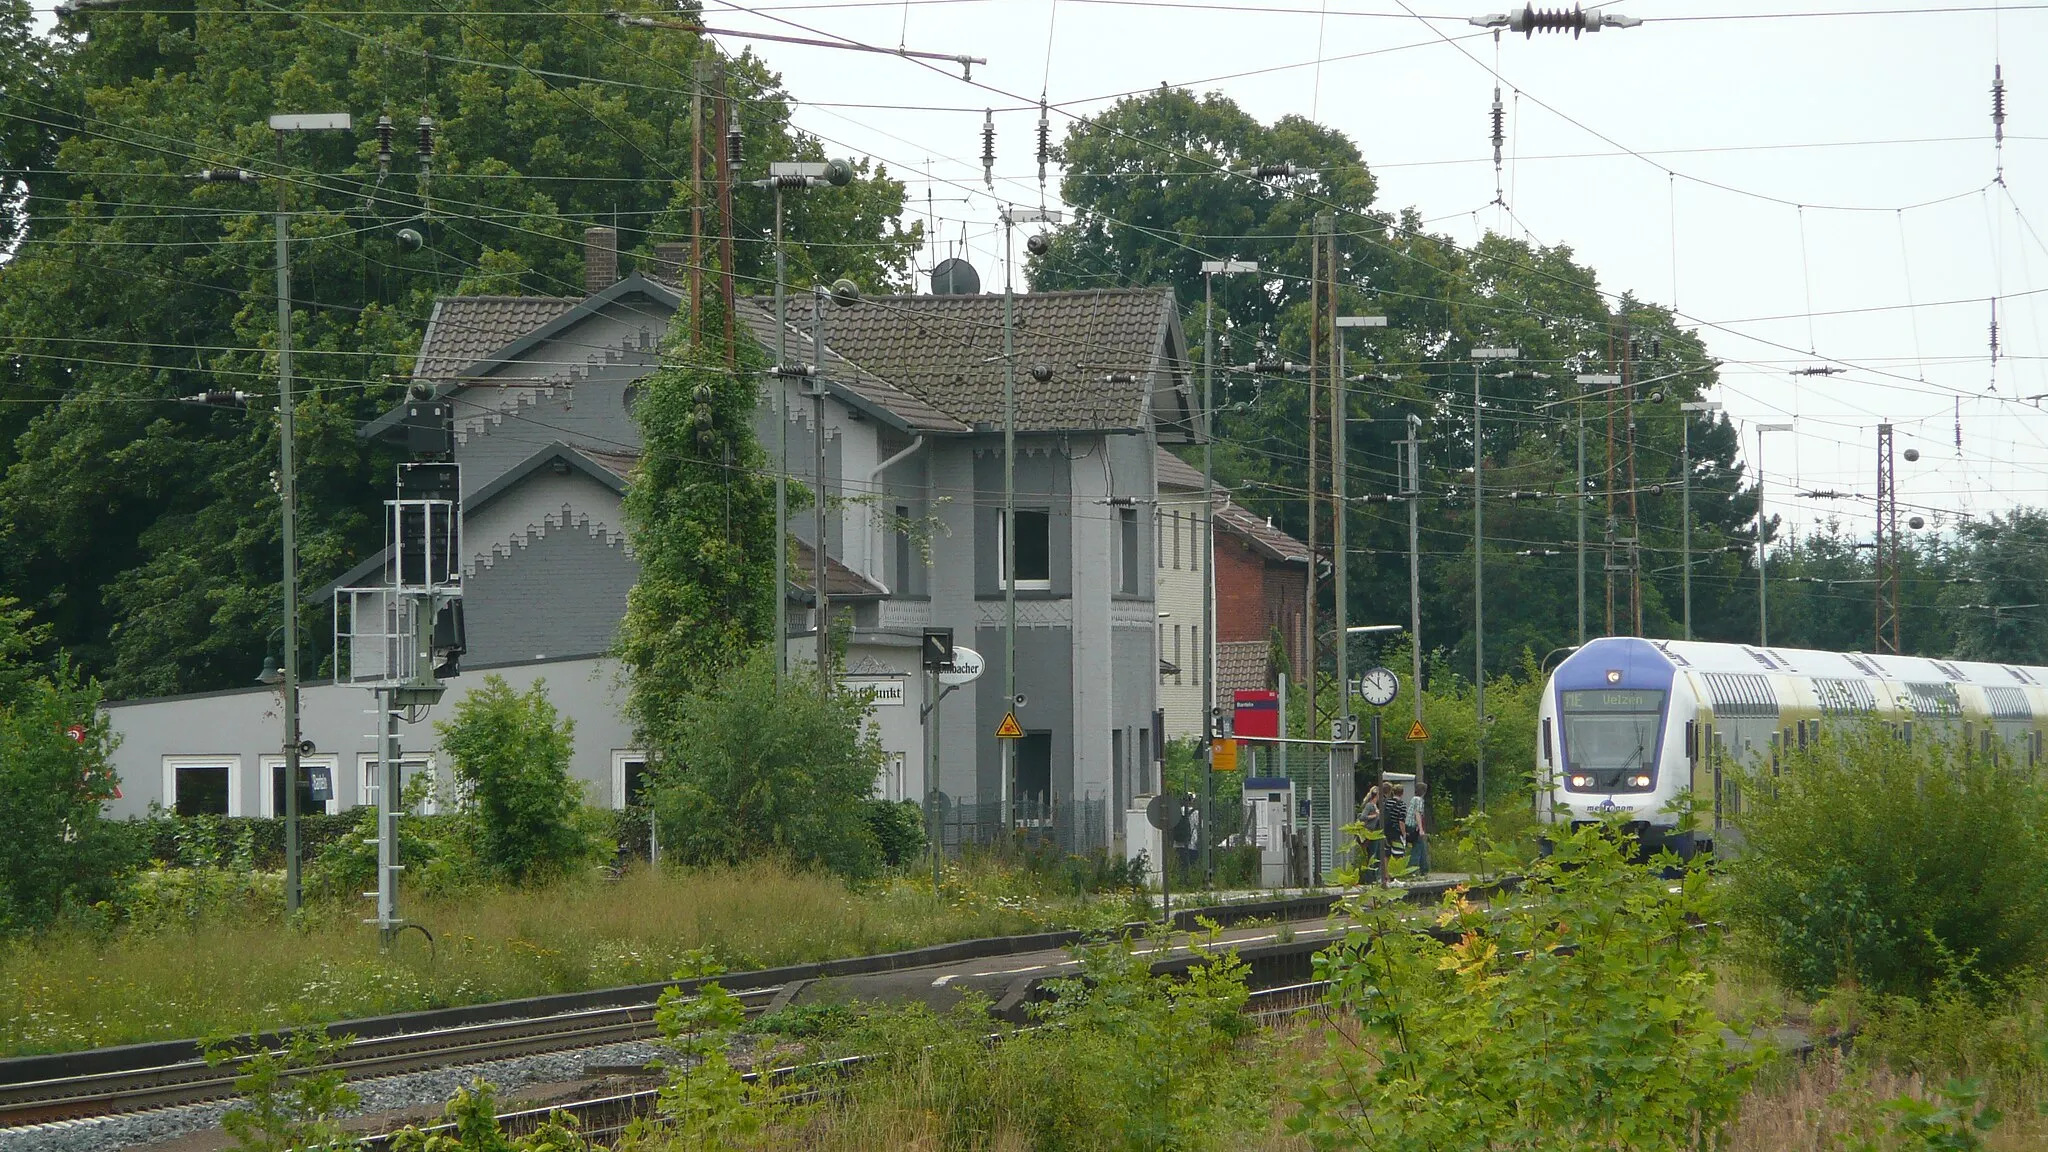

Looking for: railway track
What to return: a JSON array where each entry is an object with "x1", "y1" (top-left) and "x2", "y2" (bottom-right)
[
  {"x1": 356, "y1": 978, "x2": 1341, "y2": 1149},
  {"x1": 0, "y1": 986, "x2": 785, "y2": 1128},
  {"x1": 0, "y1": 882, "x2": 1485, "y2": 1140}
]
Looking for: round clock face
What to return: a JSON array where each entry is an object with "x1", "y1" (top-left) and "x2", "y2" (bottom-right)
[{"x1": 1359, "y1": 666, "x2": 1400, "y2": 707}]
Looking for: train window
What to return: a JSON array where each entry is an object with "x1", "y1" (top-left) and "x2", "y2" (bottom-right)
[
  {"x1": 1542, "y1": 718, "x2": 1553, "y2": 765},
  {"x1": 1685, "y1": 720, "x2": 1697, "y2": 763},
  {"x1": 1712, "y1": 763, "x2": 1723, "y2": 830}
]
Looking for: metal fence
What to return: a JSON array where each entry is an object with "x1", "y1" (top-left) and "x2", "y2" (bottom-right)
[{"x1": 933, "y1": 792, "x2": 1109, "y2": 856}]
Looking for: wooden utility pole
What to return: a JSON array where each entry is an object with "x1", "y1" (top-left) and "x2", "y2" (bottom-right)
[
  {"x1": 713, "y1": 64, "x2": 736, "y2": 365},
  {"x1": 1305, "y1": 220, "x2": 1322, "y2": 740},
  {"x1": 1623, "y1": 334, "x2": 1642, "y2": 635},
  {"x1": 691, "y1": 56, "x2": 707, "y2": 346}
]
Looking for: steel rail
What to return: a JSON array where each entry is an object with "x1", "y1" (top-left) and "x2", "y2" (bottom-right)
[{"x1": 0, "y1": 989, "x2": 784, "y2": 1127}]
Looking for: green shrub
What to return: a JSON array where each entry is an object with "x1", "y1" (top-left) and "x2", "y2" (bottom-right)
[
  {"x1": 0, "y1": 661, "x2": 139, "y2": 934},
  {"x1": 648, "y1": 647, "x2": 887, "y2": 881},
  {"x1": 437, "y1": 676, "x2": 598, "y2": 885},
  {"x1": 1293, "y1": 822, "x2": 1763, "y2": 1149},
  {"x1": 861, "y1": 799, "x2": 926, "y2": 870},
  {"x1": 1725, "y1": 722, "x2": 2048, "y2": 998},
  {"x1": 131, "y1": 814, "x2": 360, "y2": 871}
]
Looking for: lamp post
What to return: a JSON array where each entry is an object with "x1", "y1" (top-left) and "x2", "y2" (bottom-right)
[
  {"x1": 1678, "y1": 401, "x2": 1723, "y2": 640},
  {"x1": 1198, "y1": 259, "x2": 1256, "y2": 883},
  {"x1": 1332, "y1": 316, "x2": 1387, "y2": 738},
  {"x1": 1469, "y1": 347, "x2": 1518, "y2": 813},
  {"x1": 1755, "y1": 422, "x2": 1795, "y2": 645},
  {"x1": 999, "y1": 205, "x2": 1060, "y2": 831},
  {"x1": 753, "y1": 160, "x2": 853, "y2": 687},
  {"x1": 194, "y1": 112, "x2": 351, "y2": 916}
]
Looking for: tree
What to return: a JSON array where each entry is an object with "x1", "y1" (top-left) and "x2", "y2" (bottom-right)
[
  {"x1": 647, "y1": 646, "x2": 887, "y2": 880},
  {"x1": 437, "y1": 675, "x2": 595, "y2": 885},
  {"x1": 0, "y1": 657, "x2": 134, "y2": 933},
  {"x1": 0, "y1": 3, "x2": 918, "y2": 696},
  {"x1": 618, "y1": 286, "x2": 777, "y2": 759},
  {"x1": 1037, "y1": 89, "x2": 1749, "y2": 683}
]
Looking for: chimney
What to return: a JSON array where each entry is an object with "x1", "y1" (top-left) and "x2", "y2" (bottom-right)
[
  {"x1": 583, "y1": 227, "x2": 619, "y2": 294},
  {"x1": 651, "y1": 242, "x2": 688, "y2": 284}
]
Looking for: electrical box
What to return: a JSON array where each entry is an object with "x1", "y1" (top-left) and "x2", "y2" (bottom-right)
[{"x1": 1243, "y1": 776, "x2": 1296, "y2": 889}]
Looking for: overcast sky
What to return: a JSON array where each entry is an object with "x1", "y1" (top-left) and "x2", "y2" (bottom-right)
[{"x1": 686, "y1": 0, "x2": 2048, "y2": 540}]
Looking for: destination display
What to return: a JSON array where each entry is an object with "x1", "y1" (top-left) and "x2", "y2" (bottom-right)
[{"x1": 1561, "y1": 689, "x2": 1665, "y2": 712}]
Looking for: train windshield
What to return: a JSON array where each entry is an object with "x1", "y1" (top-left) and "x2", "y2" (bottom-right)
[{"x1": 1560, "y1": 689, "x2": 1665, "y2": 791}]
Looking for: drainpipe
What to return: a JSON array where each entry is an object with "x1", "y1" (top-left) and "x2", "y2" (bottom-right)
[{"x1": 865, "y1": 435, "x2": 926, "y2": 582}]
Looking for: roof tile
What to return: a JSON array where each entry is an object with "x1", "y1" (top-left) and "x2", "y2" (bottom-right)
[
  {"x1": 775, "y1": 289, "x2": 1180, "y2": 432},
  {"x1": 414, "y1": 296, "x2": 578, "y2": 381}
]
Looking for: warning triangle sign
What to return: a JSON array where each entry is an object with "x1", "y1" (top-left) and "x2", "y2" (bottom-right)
[
  {"x1": 995, "y1": 711, "x2": 1025, "y2": 739},
  {"x1": 1405, "y1": 719, "x2": 1431, "y2": 742}
]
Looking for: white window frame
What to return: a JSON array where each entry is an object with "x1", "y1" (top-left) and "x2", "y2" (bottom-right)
[
  {"x1": 1170, "y1": 510, "x2": 1182, "y2": 568},
  {"x1": 875, "y1": 752, "x2": 908, "y2": 802},
  {"x1": 356, "y1": 752, "x2": 441, "y2": 815},
  {"x1": 1000, "y1": 507, "x2": 1054, "y2": 592},
  {"x1": 257, "y1": 755, "x2": 342, "y2": 817},
  {"x1": 163, "y1": 755, "x2": 244, "y2": 818},
  {"x1": 611, "y1": 749, "x2": 651, "y2": 810}
]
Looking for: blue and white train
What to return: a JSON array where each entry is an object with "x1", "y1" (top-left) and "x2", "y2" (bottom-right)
[{"x1": 1536, "y1": 636, "x2": 2048, "y2": 857}]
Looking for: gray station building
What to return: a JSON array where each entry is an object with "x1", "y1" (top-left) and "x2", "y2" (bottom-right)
[{"x1": 103, "y1": 233, "x2": 1194, "y2": 854}]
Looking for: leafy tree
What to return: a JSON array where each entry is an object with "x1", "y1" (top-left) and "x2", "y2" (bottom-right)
[
  {"x1": 1039, "y1": 88, "x2": 1750, "y2": 689},
  {"x1": 0, "y1": 2, "x2": 917, "y2": 696},
  {"x1": 1294, "y1": 823, "x2": 1762, "y2": 1149},
  {"x1": 436, "y1": 676, "x2": 595, "y2": 885},
  {"x1": 1726, "y1": 722, "x2": 2048, "y2": 998},
  {"x1": 646, "y1": 646, "x2": 886, "y2": 880},
  {"x1": 0, "y1": 656, "x2": 134, "y2": 933},
  {"x1": 618, "y1": 289, "x2": 776, "y2": 758},
  {"x1": 1949, "y1": 509, "x2": 2048, "y2": 664}
]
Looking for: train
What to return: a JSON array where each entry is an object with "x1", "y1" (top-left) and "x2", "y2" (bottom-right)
[{"x1": 1535, "y1": 636, "x2": 2048, "y2": 858}]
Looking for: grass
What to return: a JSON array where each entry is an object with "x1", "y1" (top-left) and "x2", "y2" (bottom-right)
[{"x1": 0, "y1": 860, "x2": 1143, "y2": 1057}]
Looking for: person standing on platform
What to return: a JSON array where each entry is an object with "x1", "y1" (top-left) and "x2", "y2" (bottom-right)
[{"x1": 1406, "y1": 782, "x2": 1430, "y2": 876}]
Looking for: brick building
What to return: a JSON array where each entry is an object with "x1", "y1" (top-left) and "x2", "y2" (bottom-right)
[
  {"x1": 1153, "y1": 446, "x2": 1311, "y2": 741},
  {"x1": 1212, "y1": 499, "x2": 1311, "y2": 700}
]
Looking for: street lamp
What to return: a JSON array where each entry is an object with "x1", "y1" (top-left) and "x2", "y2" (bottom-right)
[
  {"x1": 192, "y1": 111, "x2": 351, "y2": 917},
  {"x1": 1332, "y1": 315, "x2": 1387, "y2": 743},
  {"x1": 751, "y1": 159, "x2": 853, "y2": 687},
  {"x1": 1678, "y1": 400, "x2": 1723, "y2": 640},
  {"x1": 1194, "y1": 259, "x2": 1256, "y2": 881},
  {"x1": 1470, "y1": 347, "x2": 1518, "y2": 813},
  {"x1": 1755, "y1": 422, "x2": 1795, "y2": 645}
]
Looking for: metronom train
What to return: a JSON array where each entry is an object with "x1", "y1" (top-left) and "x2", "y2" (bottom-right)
[{"x1": 1536, "y1": 636, "x2": 2048, "y2": 859}]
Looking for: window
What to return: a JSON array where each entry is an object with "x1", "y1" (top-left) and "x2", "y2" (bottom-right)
[
  {"x1": 1174, "y1": 625, "x2": 1184, "y2": 685},
  {"x1": 1190, "y1": 512, "x2": 1200, "y2": 571},
  {"x1": 1003, "y1": 509, "x2": 1052, "y2": 590},
  {"x1": 1118, "y1": 507, "x2": 1139, "y2": 594},
  {"x1": 1156, "y1": 511, "x2": 1164, "y2": 569},
  {"x1": 894, "y1": 505, "x2": 914, "y2": 594},
  {"x1": 358, "y1": 753, "x2": 440, "y2": 814},
  {"x1": 259, "y1": 756, "x2": 340, "y2": 817},
  {"x1": 1170, "y1": 511, "x2": 1181, "y2": 569},
  {"x1": 165, "y1": 756, "x2": 237, "y2": 817},
  {"x1": 1192, "y1": 626, "x2": 1201, "y2": 685},
  {"x1": 612, "y1": 750, "x2": 651, "y2": 809}
]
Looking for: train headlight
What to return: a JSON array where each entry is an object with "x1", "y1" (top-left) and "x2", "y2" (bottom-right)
[
  {"x1": 1631, "y1": 775, "x2": 1651, "y2": 788},
  {"x1": 1569, "y1": 775, "x2": 1588, "y2": 788}
]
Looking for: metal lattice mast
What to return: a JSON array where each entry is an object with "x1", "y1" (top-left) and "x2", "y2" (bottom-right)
[{"x1": 1875, "y1": 422, "x2": 1901, "y2": 653}]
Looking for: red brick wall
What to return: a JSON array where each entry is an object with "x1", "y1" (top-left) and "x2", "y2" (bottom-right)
[
  {"x1": 1214, "y1": 534, "x2": 1268, "y2": 644},
  {"x1": 1214, "y1": 534, "x2": 1308, "y2": 681}
]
